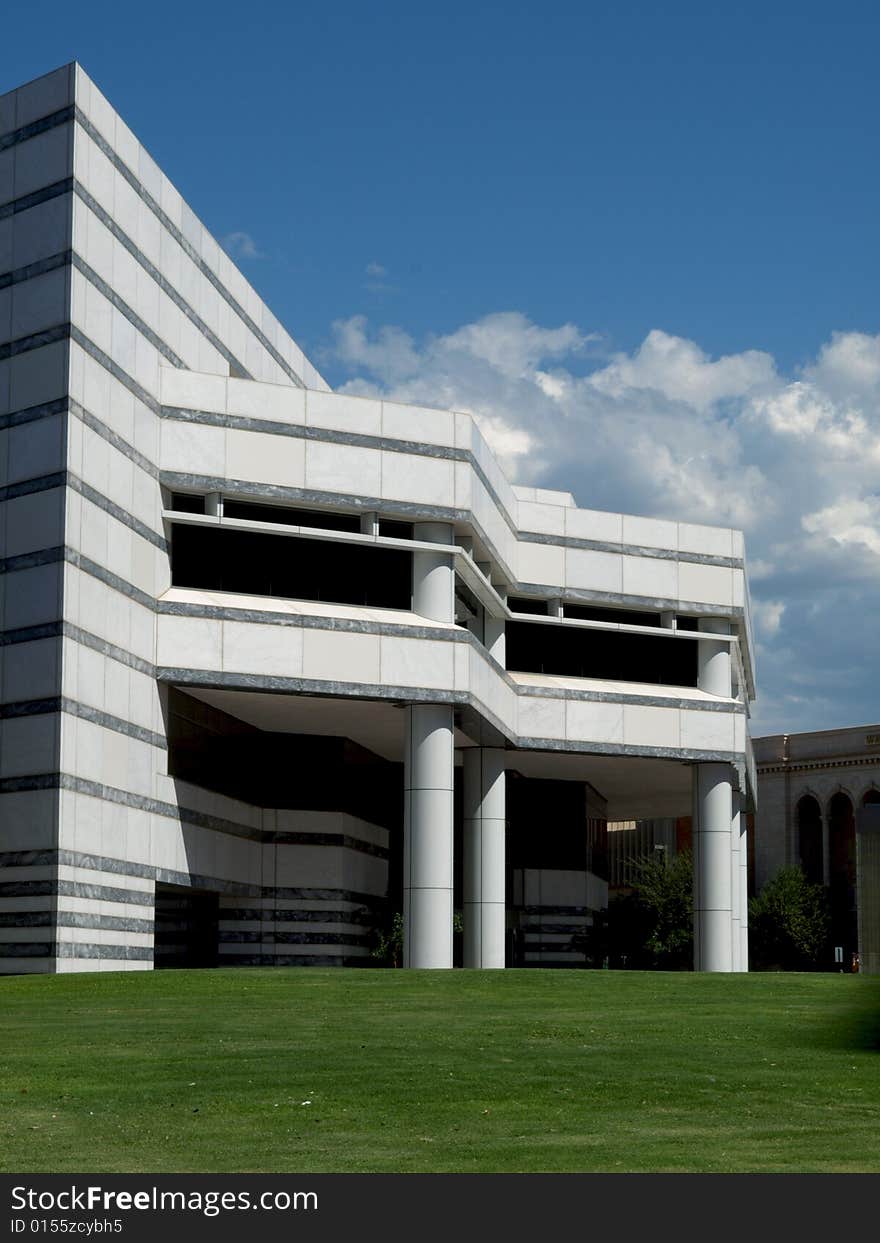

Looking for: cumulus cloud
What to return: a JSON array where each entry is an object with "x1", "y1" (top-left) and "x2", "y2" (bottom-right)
[
  {"x1": 328, "y1": 311, "x2": 880, "y2": 734},
  {"x1": 222, "y1": 231, "x2": 263, "y2": 260}
]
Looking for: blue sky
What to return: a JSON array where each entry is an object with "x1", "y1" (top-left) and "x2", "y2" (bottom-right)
[{"x1": 4, "y1": 1, "x2": 880, "y2": 735}]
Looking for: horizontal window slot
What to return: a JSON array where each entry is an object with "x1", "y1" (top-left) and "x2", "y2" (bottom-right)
[
  {"x1": 222, "y1": 499, "x2": 360, "y2": 533},
  {"x1": 171, "y1": 523, "x2": 411, "y2": 610},
  {"x1": 507, "y1": 620, "x2": 698, "y2": 687}
]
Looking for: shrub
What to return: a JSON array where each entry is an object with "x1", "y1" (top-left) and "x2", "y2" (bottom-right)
[{"x1": 749, "y1": 867, "x2": 831, "y2": 970}]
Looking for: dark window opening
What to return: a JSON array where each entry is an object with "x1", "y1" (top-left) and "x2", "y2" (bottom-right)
[
  {"x1": 676, "y1": 616, "x2": 700, "y2": 631},
  {"x1": 154, "y1": 883, "x2": 219, "y2": 969},
  {"x1": 378, "y1": 519, "x2": 413, "y2": 539},
  {"x1": 167, "y1": 688, "x2": 402, "y2": 827},
  {"x1": 171, "y1": 522, "x2": 411, "y2": 610},
  {"x1": 506, "y1": 620, "x2": 698, "y2": 687},
  {"x1": 508, "y1": 596, "x2": 549, "y2": 615},
  {"x1": 223, "y1": 499, "x2": 360, "y2": 533},
  {"x1": 170, "y1": 492, "x2": 206, "y2": 514},
  {"x1": 564, "y1": 604, "x2": 662, "y2": 628}
]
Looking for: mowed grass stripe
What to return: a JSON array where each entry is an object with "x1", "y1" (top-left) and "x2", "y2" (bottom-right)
[{"x1": 1, "y1": 968, "x2": 878, "y2": 1173}]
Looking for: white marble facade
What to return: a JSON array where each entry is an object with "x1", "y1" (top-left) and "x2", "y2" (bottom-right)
[{"x1": 0, "y1": 64, "x2": 756, "y2": 973}]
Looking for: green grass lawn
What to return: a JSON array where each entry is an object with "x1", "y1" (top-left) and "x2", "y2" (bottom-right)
[{"x1": 2, "y1": 968, "x2": 879, "y2": 1173}]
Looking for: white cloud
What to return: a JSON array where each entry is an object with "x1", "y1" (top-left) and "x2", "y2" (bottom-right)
[
  {"x1": 802, "y1": 497, "x2": 880, "y2": 557},
  {"x1": 365, "y1": 261, "x2": 387, "y2": 278},
  {"x1": 222, "y1": 231, "x2": 263, "y2": 260},
  {"x1": 328, "y1": 313, "x2": 880, "y2": 734}
]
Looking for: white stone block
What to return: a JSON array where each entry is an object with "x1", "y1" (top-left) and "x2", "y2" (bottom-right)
[
  {"x1": 622, "y1": 515, "x2": 678, "y2": 551},
  {"x1": 305, "y1": 440, "x2": 381, "y2": 496},
  {"x1": 565, "y1": 547, "x2": 623, "y2": 594},
  {"x1": 225, "y1": 426, "x2": 305, "y2": 488},
  {"x1": 302, "y1": 628, "x2": 381, "y2": 685},
  {"x1": 380, "y1": 451, "x2": 454, "y2": 506},
  {"x1": 518, "y1": 541, "x2": 565, "y2": 587},
  {"x1": 305, "y1": 390, "x2": 381, "y2": 436},
  {"x1": 621, "y1": 555, "x2": 678, "y2": 601},
  {"x1": 678, "y1": 562, "x2": 734, "y2": 607},
  {"x1": 623, "y1": 704, "x2": 679, "y2": 748},
  {"x1": 565, "y1": 699, "x2": 625, "y2": 744}
]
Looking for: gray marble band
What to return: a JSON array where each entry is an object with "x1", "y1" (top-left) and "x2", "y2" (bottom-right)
[
  {"x1": 0, "y1": 104, "x2": 74, "y2": 152},
  {"x1": 220, "y1": 907, "x2": 379, "y2": 925},
  {"x1": 0, "y1": 176, "x2": 73, "y2": 220},
  {"x1": 0, "y1": 102, "x2": 304, "y2": 388},
  {"x1": 162, "y1": 410, "x2": 744, "y2": 572},
  {"x1": 0, "y1": 469, "x2": 166, "y2": 552},
  {"x1": 0, "y1": 696, "x2": 166, "y2": 750},
  {"x1": 0, "y1": 248, "x2": 71, "y2": 291},
  {"x1": 0, "y1": 772, "x2": 395, "y2": 852},
  {"x1": 0, "y1": 848, "x2": 387, "y2": 908},
  {"x1": 0, "y1": 321, "x2": 69, "y2": 361},
  {"x1": 73, "y1": 106, "x2": 307, "y2": 389},
  {"x1": 72, "y1": 181, "x2": 249, "y2": 379},
  {"x1": 0, "y1": 620, "x2": 154, "y2": 678},
  {"x1": 219, "y1": 930, "x2": 369, "y2": 947},
  {"x1": 0, "y1": 910, "x2": 154, "y2": 934}
]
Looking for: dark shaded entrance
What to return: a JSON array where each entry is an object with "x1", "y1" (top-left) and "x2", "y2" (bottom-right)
[
  {"x1": 796, "y1": 795, "x2": 823, "y2": 885},
  {"x1": 154, "y1": 883, "x2": 219, "y2": 968}
]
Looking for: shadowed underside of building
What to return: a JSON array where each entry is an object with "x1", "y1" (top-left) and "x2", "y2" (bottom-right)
[{"x1": 0, "y1": 64, "x2": 756, "y2": 974}]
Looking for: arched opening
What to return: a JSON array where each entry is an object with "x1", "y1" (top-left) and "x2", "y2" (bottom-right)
[
  {"x1": 829, "y1": 791, "x2": 857, "y2": 959},
  {"x1": 863, "y1": 789, "x2": 880, "y2": 806},
  {"x1": 796, "y1": 795, "x2": 822, "y2": 885}
]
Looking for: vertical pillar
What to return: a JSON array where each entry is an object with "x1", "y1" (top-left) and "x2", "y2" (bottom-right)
[
  {"x1": 692, "y1": 763, "x2": 734, "y2": 972},
  {"x1": 483, "y1": 615, "x2": 506, "y2": 666},
  {"x1": 403, "y1": 704, "x2": 455, "y2": 968},
  {"x1": 740, "y1": 806, "x2": 749, "y2": 971},
  {"x1": 697, "y1": 618, "x2": 732, "y2": 697},
  {"x1": 413, "y1": 522, "x2": 455, "y2": 622},
  {"x1": 731, "y1": 792, "x2": 742, "y2": 970},
  {"x1": 463, "y1": 747, "x2": 506, "y2": 968}
]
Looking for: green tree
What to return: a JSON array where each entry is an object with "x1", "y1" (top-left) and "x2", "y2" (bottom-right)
[
  {"x1": 606, "y1": 849, "x2": 694, "y2": 970},
  {"x1": 749, "y1": 867, "x2": 831, "y2": 971}
]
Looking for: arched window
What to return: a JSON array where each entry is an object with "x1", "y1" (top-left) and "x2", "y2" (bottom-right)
[
  {"x1": 796, "y1": 795, "x2": 822, "y2": 884},
  {"x1": 863, "y1": 789, "x2": 880, "y2": 806}
]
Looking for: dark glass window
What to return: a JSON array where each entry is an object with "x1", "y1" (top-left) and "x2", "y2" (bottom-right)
[
  {"x1": 170, "y1": 492, "x2": 206, "y2": 514},
  {"x1": 506, "y1": 620, "x2": 698, "y2": 687},
  {"x1": 378, "y1": 519, "x2": 414, "y2": 539},
  {"x1": 565, "y1": 604, "x2": 662, "y2": 627},
  {"x1": 223, "y1": 499, "x2": 360, "y2": 532},
  {"x1": 508, "y1": 596, "x2": 549, "y2": 615},
  {"x1": 171, "y1": 523, "x2": 411, "y2": 610}
]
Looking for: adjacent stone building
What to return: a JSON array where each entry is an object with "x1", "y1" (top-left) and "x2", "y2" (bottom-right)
[{"x1": 753, "y1": 726, "x2": 880, "y2": 964}]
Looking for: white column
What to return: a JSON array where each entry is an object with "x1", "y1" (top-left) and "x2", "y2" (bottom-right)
[
  {"x1": 413, "y1": 522, "x2": 454, "y2": 621},
  {"x1": 483, "y1": 615, "x2": 506, "y2": 666},
  {"x1": 463, "y1": 747, "x2": 506, "y2": 968},
  {"x1": 697, "y1": 618, "x2": 732, "y2": 697},
  {"x1": 692, "y1": 762, "x2": 734, "y2": 972},
  {"x1": 403, "y1": 704, "x2": 455, "y2": 969},
  {"x1": 739, "y1": 806, "x2": 749, "y2": 971},
  {"x1": 731, "y1": 792, "x2": 742, "y2": 970}
]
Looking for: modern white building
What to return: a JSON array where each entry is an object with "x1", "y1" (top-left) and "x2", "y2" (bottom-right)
[{"x1": 0, "y1": 64, "x2": 756, "y2": 975}]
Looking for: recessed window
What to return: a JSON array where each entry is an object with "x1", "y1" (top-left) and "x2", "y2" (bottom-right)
[
  {"x1": 171, "y1": 523, "x2": 411, "y2": 609},
  {"x1": 223, "y1": 499, "x2": 360, "y2": 533},
  {"x1": 170, "y1": 492, "x2": 206, "y2": 514},
  {"x1": 506, "y1": 620, "x2": 698, "y2": 687},
  {"x1": 565, "y1": 604, "x2": 662, "y2": 627},
  {"x1": 508, "y1": 596, "x2": 549, "y2": 616}
]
